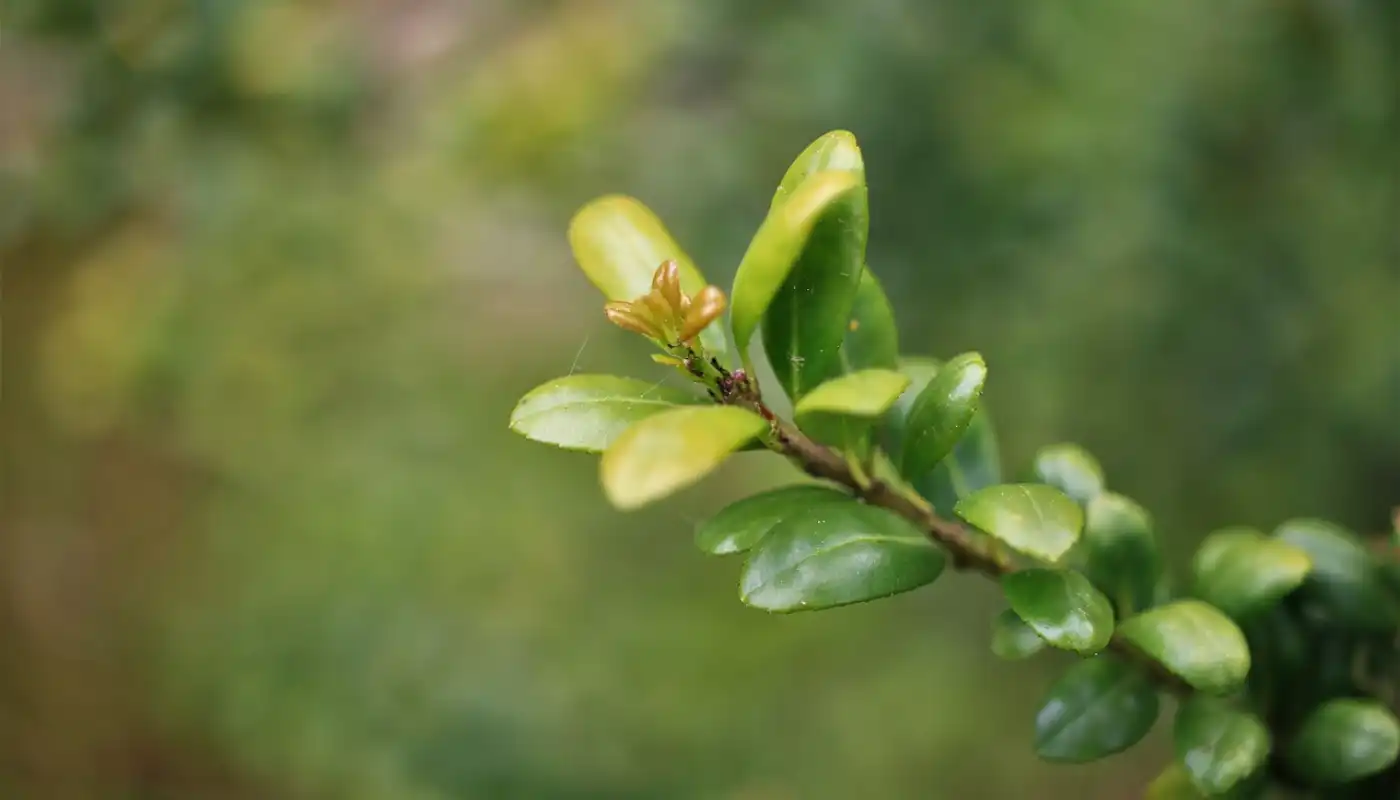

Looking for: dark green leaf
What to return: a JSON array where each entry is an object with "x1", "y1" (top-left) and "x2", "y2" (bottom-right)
[
  {"x1": 901, "y1": 352, "x2": 987, "y2": 480},
  {"x1": 731, "y1": 170, "x2": 863, "y2": 364},
  {"x1": 741, "y1": 501, "x2": 945, "y2": 612},
  {"x1": 1035, "y1": 656, "x2": 1160, "y2": 763},
  {"x1": 568, "y1": 195, "x2": 725, "y2": 356},
  {"x1": 955, "y1": 483, "x2": 1083, "y2": 563},
  {"x1": 841, "y1": 268, "x2": 899, "y2": 371},
  {"x1": 509, "y1": 375, "x2": 698, "y2": 452},
  {"x1": 1274, "y1": 518, "x2": 1399, "y2": 631},
  {"x1": 695, "y1": 485, "x2": 852, "y2": 555},
  {"x1": 991, "y1": 609, "x2": 1046, "y2": 660},
  {"x1": 1081, "y1": 492, "x2": 1160, "y2": 615},
  {"x1": 1032, "y1": 443, "x2": 1105, "y2": 506},
  {"x1": 1193, "y1": 528, "x2": 1311, "y2": 620},
  {"x1": 1286, "y1": 699, "x2": 1400, "y2": 785},
  {"x1": 1173, "y1": 697, "x2": 1270, "y2": 795},
  {"x1": 600, "y1": 406, "x2": 768, "y2": 510},
  {"x1": 882, "y1": 358, "x2": 1002, "y2": 510},
  {"x1": 1118, "y1": 600, "x2": 1251, "y2": 694},
  {"x1": 1002, "y1": 569, "x2": 1114, "y2": 653}
]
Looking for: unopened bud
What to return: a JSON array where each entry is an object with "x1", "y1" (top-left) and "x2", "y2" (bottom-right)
[
  {"x1": 605, "y1": 302, "x2": 663, "y2": 339},
  {"x1": 679, "y1": 286, "x2": 727, "y2": 342},
  {"x1": 651, "y1": 260, "x2": 684, "y2": 313}
]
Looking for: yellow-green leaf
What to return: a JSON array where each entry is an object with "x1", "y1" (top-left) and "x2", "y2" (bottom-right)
[
  {"x1": 1118, "y1": 600, "x2": 1251, "y2": 694},
  {"x1": 600, "y1": 406, "x2": 767, "y2": 510},
  {"x1": 508, "y1": 374, "x2": 698, "y2": 452},
  {"x1": 568, "y1": 195, "x2": 725, "y2": 356},
  {"x1": 729, "y1": 171, "x2": 863, "y2": 361},
  {"x1": 955, "y1": 483, "x2": 1083, "y2": 563},
  {"x1": 794, "y1": 369, "x2": 910, "y2": 419},
  {"x1": 772, "y1": 130, "x2": 864, "y2": 209}
]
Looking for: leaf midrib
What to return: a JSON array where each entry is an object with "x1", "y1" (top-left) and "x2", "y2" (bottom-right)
[{"x1": 753, "y1": 534, "x2": 931, "y2": 592}]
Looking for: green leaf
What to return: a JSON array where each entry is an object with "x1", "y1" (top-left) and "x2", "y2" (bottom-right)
[
  {"x1": 1117, "y1": 600, "x2": 1251, "y2": 694},
  {"x1": 600, "y1": 406, "x2": 767, "y2": 510},
  {"x1": 1002, "y1": 569, "x2": 1114, "y2": 653},
  {"x1": 1274, "y1": 518, "x2": 1399, "y2": 631},
  {"x1": 795, "y1": 369, "x2": 911, "y2": 455},
  {"x1": 841, "y1": 268, "x2": 899, "y2": 371},
  {"x1": 695, "y1": 485, "x2": 851, "y2": 555},
  {"x1": 901, "y1": 352, "x2": 987, "y2": 480},
  {"x1": 794, "y1": 369, "x2": 910, "y2": 419},
  {"x1": 1031, "y1": 443, "x2": 1105, "y2": 506},
  {"x1": 567, "y1": 195, "x2": 725, "y2": 357},
  {"x1": 741, "y1": 501, "x2": 945, "y2": 612},
  {"x1": 955, "y1": 483, "x2": 1083, "y2": 563},
  {"x1": 1286, "y1": 699, "x2": 1400, "y2": 785},
  {"x1": 1173, "y1": 697, "x2": 1270, "y2": 796},
  {"x1": 509, "y1": 375, "x2": 698, "y2": 452},
  {"x1": 1192, "y1": 528, "x2": 1311, "y2": 620},
  {"x1": 730, "y1": 170, "x2": 863, "y2": 365},
  {"x1": 1081, "y1": 492, "x2": 1161, "y2": 615},
  {"x1": 1146, "y1": 765, "x2": 1207, "y2": 799},
  {"x1": 1035, "y1": 656, "x2": 1160, "y2": 763},
  {"x1": 991, "y1": 609, "x2": 1046, "y2": 660},
  {"x1": 772, "y1": 130, "x2": 864, "y2": 208}
]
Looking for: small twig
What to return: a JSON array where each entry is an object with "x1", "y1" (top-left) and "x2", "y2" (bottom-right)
[{"x1": 724, "y1": 382, "x2": 1191, "y2": 696}]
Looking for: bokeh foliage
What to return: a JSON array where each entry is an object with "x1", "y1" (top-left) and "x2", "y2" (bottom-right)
[{"x1": 3, "y1": 1, "x2": 1398, "y2": 798}]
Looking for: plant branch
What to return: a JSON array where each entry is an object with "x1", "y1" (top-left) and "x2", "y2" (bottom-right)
[{"x1": 742, "y1": 395, "x2": 1192, "y2": 696}]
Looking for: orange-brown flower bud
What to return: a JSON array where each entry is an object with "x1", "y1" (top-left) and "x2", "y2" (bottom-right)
[
  {"x1": 679, "y1": 286, "x2": 727, "y2": 342},
  {"x1": 651, "y1": 260, "x2": 684, "y2": 313},
  {"x1": 605, "y1": 302, "x2": 662, "y2": 339}
]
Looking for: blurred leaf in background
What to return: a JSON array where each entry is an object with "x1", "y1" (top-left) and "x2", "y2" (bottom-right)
[{"x1": 2, "y1": 0, "x2": 1397, "y2": 798}]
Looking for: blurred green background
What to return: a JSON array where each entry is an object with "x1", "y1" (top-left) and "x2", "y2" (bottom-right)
[{"x1": 3, "y1": 1, "x2": 1398, "y2": 797}]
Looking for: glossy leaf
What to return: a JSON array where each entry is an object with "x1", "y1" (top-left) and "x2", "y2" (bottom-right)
[
  {"x1": 841, "y1": 269, "x2": 899, "y2": 371},
  {"x1": 730, "y1": 171, "x2": 863, "y2": 363},
  {"x1": 991, "y1": 609, "x2": 1046, "y2": 660},
  {"x1": 1145, "y1": 765, "x2": 1207, "y2": 800},
  {"x1": 883, "y1": 359, "x2": 1002, "y2": 510},
  {"x1": 955, "y1": 483, "x2": 1084, "y2": 563},
  {"x1": 794, "y1": 369, "x2": 910, "y2": 420},
  {"x1": 772, "y1": 130, "x2": 864, "y2": 208},
  {"x1": 1031, "y1": 443, "x2": 1105, "y2": 506},
  {"x1": 760, "y1": 158, "x2": 869, "y2": 401},
  {"x1": 741, "y1": 501, "x2": 945, "y2": 612},
  {"x1": 1192, "y1": 528, "x2": 1311, "y2": 620},
  {"x1": 1274, "y1": 518, "x2": 1399, "y2": 631},
  {"x1": 1081, "y1": 492, "x2": 1160, "y2": 615},
  {"x1": 1118, "y1": 600, "x2": 1251, "y2": 694},
  {"x1": 1173, "y1": 697, "x2": 1270, "y2": 795},
  {"x1": 567, "y1": 195, "x2": 725, "y2": 356},
  {"x1": 901, "y1": 352, "x2": 987, "y2": 480},
  {"x1": 600, "y1": 406, "x2": 767, "y2": 510},
  {"x1": 1286, "y1": 699, "x2": 1400, "y2": 785},
  {"x1": 1035, "y1": 656, "x2": 1160, "y2": 763},
  {"x1": 1002, "y1": 569, "x2": 1114, "y2": 653},
  {"x1": 509, "y1": 375, "x2": 698, "y2": 452},
  {"x1": 694, "y1": 485, "x2": 850, "y2": 555}
]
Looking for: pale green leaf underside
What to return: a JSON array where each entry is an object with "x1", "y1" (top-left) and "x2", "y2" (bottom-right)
[{"x1": 509, "y1": 374, "x2": 697, "y2": 452}]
